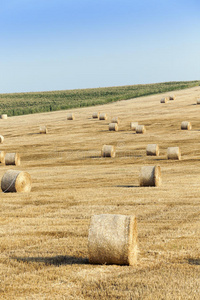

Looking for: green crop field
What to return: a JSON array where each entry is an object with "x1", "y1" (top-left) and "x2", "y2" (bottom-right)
[{"x1": 0, "y1": 80, "x2": 200, "y2": 116}]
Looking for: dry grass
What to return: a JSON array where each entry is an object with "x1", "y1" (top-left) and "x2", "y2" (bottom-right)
[{"x1": 0, "y1": 86, "x2": 200, "y2": 299}]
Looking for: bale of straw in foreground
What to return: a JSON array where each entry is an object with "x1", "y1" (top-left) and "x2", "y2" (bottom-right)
[
  {"x1": 99, "y1": 113, "x2": 107, "y2": 120},
  {"x1": 109, "y1": 123, "x2": 118, "y2": 131},
  {"x1": 67, "y1": 113, "x2": 75, "y2": 120},
  {"x1": 5, "y1": 153, "x2": 20, "y2": 166},
  {"x1": 130, "y1": 122, "x2": 138, "y2": 130},
  {"x1": 139, "y1": 165, "x2": 161, "y2": 187},
  {"x1": 101, "y1": 145, "x2": 115, "y2": 157},
  {"x1": 0, "y1": 151, "x2": 5, "y2": 164},
  {"x1": 88, "y1": 214, "x2": 138, "y2": 265},
  {"x1": 0, "y1": 135, "x2": 4, "y2": 143},
  {"x1": 197, "y1": 99, "x2": 200, "y2": 105},
  {"x1": 167, "y1": 147, "x2": 181, "y2": 160},
  {"x1": 39, "y1": 126, "x2": 47, "y2": 134},
  {"x1": 181, "y1": 121, "x2": 192, "y2": 130},
  {"x1": 160, "y1": 97, "x2": 168, "y2": 103},
  {"x1": 146, "y1": 144, "x2": 159, "y2": 156},
  {"x1": 136, "y1": 125, "x2": 146, "y2": 134},
  {"x1": 92, "y1": 112, "x2": 99, "y2": 119},
  {"x1": 1, "y1": 170, "x2": 32, "y2": 193},
  {"x1": 169, "y1": 95, "x2": 176, "y2": 100},
  {"x1": 0, "y1": 114, "x2": 7, "y2": 119},
  {"x1": 111, "y1": 117, "x2": 120, "y2": 124}
]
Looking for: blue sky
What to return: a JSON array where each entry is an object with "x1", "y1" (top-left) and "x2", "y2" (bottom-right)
[{"x1": 0, "y1": 0, "x2": 200, "y2": 93}]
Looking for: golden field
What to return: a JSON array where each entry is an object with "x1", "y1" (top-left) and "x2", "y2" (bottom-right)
[{"x1": 0, "y1": 86, "x2": 200, "y2": 299}]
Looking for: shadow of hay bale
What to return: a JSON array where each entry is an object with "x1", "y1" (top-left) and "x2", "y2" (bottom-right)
[{"x1": 188, "y1": 259, "x2": 200, "y2": 265}]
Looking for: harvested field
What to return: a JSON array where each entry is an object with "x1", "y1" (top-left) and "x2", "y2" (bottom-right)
[{"x1": 0, "y1": 86, "x2": 200, "y2": 299}]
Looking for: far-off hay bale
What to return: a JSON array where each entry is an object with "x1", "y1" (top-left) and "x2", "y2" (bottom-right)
[
  {"x1": 196, "y1": 99, "x2": 200, "y2": 105},
  {"x1": 39, "y1": 126, "x2": 47, "y2": 134},
  {"x1": 167, "y1": 147, "x2": 181, "y2": 160},
  {"x1": 136, "y1": 125, "x2": 146, "y2": 134},
  {"x1": 0, "y1": 114, "x2": 7, "y2": 119},
  {"x1": 101, "y1": 145, "x2": 115, "y2": 157},
  {"x1": 160, "y1": 97, "x2": 168, "y2": 103},
  {"x1": 169, "y1": 95, "x2": 176, "y2": 100},
  {"x1": 130, "y1": 122, "x2": 138, "y2": 130},
  {"x1": 0, "y1": 151, "x2": 5, "y2": 164},
  {"x1": 146, "y1": 144, "x2": 159, "y2": 156},
  {"x1": 111, "y1": 117, "x2": 120, "y2": 124},
  {"x1": 88, "y1": 214, "x2": 138, "y2": 265},
  {"x1": 99, "y1": 113, "x2": 107, "y2": 120},
  {"x1": 109, "y1": 123, "x2": 118, "y2": 131},
  {"x1": 181, "y1": 121, "x2": 192, "y2": 130},
  {"x1": 5, "y1": 153, "x2": 20, "y2": 166},
  {"x1": 0, "y1": 135, "x2": 4, "y2": 143},
  {"x1": 1, "y1": 170, "x2": 32, "y2": 193},
  {"x1": 67, "y1": 113, "x2": 75, "y2": 120},
  {"x1": 92, "y1": 112, "x2": 99, "y2": 119},
  {"x1": 139, "y1": 165, "x2": 161, "y2": 187}
]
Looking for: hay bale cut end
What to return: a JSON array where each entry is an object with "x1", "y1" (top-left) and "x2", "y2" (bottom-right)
[
  {"x1": 139, "y1": 165, "x2": 161, "y2": 187},
  {"x1": 167, "y1": 147, "x2": 181, "y2": 160},
  {"x1": 0, "y1": 135, "x2": 4, "y2": 143},
  {"x1": 0, "y1": 114, "x2": 7, "y2": 119},
  {"x1": 88, "y1": 214, "x2": 138, "y2": 265},
  {"x1": 92, "y1": 112, "x2": 99, "y2": 119},
  {"x1": 169, "y1": 95, "x2": 176, "y2": 100},
  {"x1": 181, "y1": 121, "x2": 192, "y2": 130},
  {"x1": 101, "y1": 145, "x2": 115, "y2": 157},
  {"x1": 39, "y1": 126, "x2": 47, "y2": 134},
  {"x1": 130, "y1": 122, "x2": 138, "y2": 130},
  {"x1": 136, "y1": 125, "x2": 146, "y2": 134},
  {"x1": 67, "y1": 113, "x2": 75, "y2": 120},
  {"x1": 196, "y1": 99, "x2": 200, "y2": 105},
  {"x1": 1, "y1": 170, "x2": 32, "y2": 193},
  {"x1": 0, "y1": 151, "x2": 5, "y2": 164},
  {"x1": 5, "y1": 153, "x2": 20, "y2": 166},
  {"x1": 111, "y1": 117, "x2": 120, "y2": 124},
  {"x1": 99, "y1": 113, "x2": 107, "y2": 120},
  {"x1": 109, "y1": 123, "x2": 118, "y2": 131},
  {"x1": 146, "y1": 144, "x2": 159, "y2": 156},
  {"x1": 160, "y1": 97, "x2": 168, "y2": 103}
]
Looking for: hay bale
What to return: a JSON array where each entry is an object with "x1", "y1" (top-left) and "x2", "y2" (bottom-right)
[
  {"x1": 0, "y1": 135, "x2": 4, "y2": 143},
  {"x1": 136, "y1": 125, "x2": 146, "y2": 134},
  {"x1": 1, "y1": 170, "x2": 31, "y2": 193},
  {"x1": 181, "y1": 121, "x2": 192, "y2": 130},
  {"x1": 88, "y1": 214, "x2": 138, "y2": 265},
  {"x1": 99, "y1": 113, "x2": 107, "y2": 120},
  {"x1": 5, "y1": 153, "x2": 20, "y2": 166},
  {"x1": 167, "y1": 147, "x2": 181, "y2": 160},
  {"x1": 169, "y1": 95, "x2": 176, "y2": 100},
  {"x1": 67, "y1": 113, "x2": 75, "y2": 120},
  {"x1": 111, "y1": 117, "x2": 120, "y2": 124},
  {"x1": 197, "y1": 99, "x2": 200, "y2": 105},
  {"x1": 101, "y1": 145, "x2": 115, "y2": 157},
  {"x1": 92, "y1": 112, "x2": 99, "y2": 119},
  {"x1": 146, "y1": 144, "x2": 159, "y2": 156},
  {"x1": 139, "y1": 165, "x2": 161, "y2": 187},
  {"x1": 160, "y1": 97, "x2": 168, "y2": 103},
  {"x1": 0, "y1": 114, "x2": 7, "y2": 119},
  {"x1": 39, "y1": 126, "x2": 47, "y2": 134},
  {"x1": 109, "y1": 123, "x2": 118, "y2": 131},
  {"x1": 130, "y1": 122, "x2": 138, "y2": 130},
  {"x1": 0, "y1": 151, "x2": 5, "y2": 164}
]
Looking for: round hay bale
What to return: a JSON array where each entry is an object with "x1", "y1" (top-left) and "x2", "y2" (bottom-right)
[
  {"x1": 92, "y1": 112, "x2": 99, "y2": 119},
  {"x1": 0, "y1": 135, "x2": 4, "y2": 143},
  {"x1": 88, "y1": 214, "x2": 138, "y2": 265},
  {"x1": 5, "y1": 153, "x2": 20, "y2": 166},
  {"x1": 146, "y1": 144, "x2": 159, "y2": 156},
  {"x1": 160, "y1": 97, "x2": 168, "y2": 103},
  {"x1": 67, "y1": 113, "x2": 75, "y2": 120},
  {"x1": 1, "y1": 170, "x2": 32, "y2": 193},
  {"x1": 196, "y1": 99, "x2": 200, "y2": 105},
  {"x1": 139, "y1": 165, "x2": 161, "y2": 187},
  {"x1": 0, "y1": 114, "x2": 7, "y2": 119},
  {"x1": 109, "y1": 123, "x2": 118, "y2": 131},
  {"x1": 167, "y1": 147, "x2": 181, "y2": 160},
  {"x1": 169, "y1": 95, "x2": 176, "y2": 100},
  {"x1": 39, "y1": 126, "x2": 47, "y2": 134},
  {"x1": 111, "y1": 117, "x2": 120, "y2": 124},
  {"x1": 101, "y1": 145, "x2": 115, "y2": 157},
  {"x1": 181, "y1": 121, "x2": 192, "y2": 130},
  {"x1": 130, "y1": 122, "x2": 138, "y2": 130},
  {"x1": 136, "y1": 125, "x2": 146, "y2": 134},
  {"x1": 0, "y1": 151, "x2": 5, "y2": 164},
  {"x1": 99, "y1": 113, "x2": 107, "y2": 120}
]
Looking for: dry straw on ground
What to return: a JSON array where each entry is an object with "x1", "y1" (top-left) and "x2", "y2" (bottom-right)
[
  {"x1": 99, "y1": 113, "x2": 107, "y2": 120},
  {"x1": 0, "y1": 135, "x2": 4, "y2": 143},
  {"x1": 0, "y1": 114, "x2": 7, "y2": 119},
  {"x1": 130, "y1": 122, "x2": 138, "y2": 130},
  {"x1": 39, "y1": 126, "x2": 48, "y2": 134},
  {"x1": 181, "y1": 121, "x2": 192, "y2": 130},
  {"x1": 0, "y1": 151, "x2": 5, "y2": 164},
  {"x1": 109, "y1": 123, "x2": 118, "y2": 131},
  {"x1": 167, "y1": 147, "x2": 181, "y2": 160},
  {"x1": 88, "y1": 214, "x2": 138, "y2": 265},
  {"x1": 92, "y1": 112, "x2": 99, "y2": 118},
  {"x1": 1, "y1": 170, "x2": 32, "y2": 193},
  {"x1": 5, "y1": 153, "x2": 20, "y2": 166},
  {"x1": 111, "y1": 117, "x2": 120, "y2": 124},
  {"x1": 67, "y1": 113, "x2": 75, "y2": 120},
  {"x1": 136, "y1": 125, "x2": 146, "y2": 134},
  {"x1": 101, "y1": 145, "x2": 116, "y2": 157},
  {"x1": 139, "y1": 165, "x2": 161, "y2": 187},
  {"x1": 160, "y1": 97, "x2": 168, "y2": 103},
  {"x1": 146, "y1": 144, "x2": 159, "y2": 156}
]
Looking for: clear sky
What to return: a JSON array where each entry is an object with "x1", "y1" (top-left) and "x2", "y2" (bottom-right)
[{"x1": 0, "y1": 0, "x2": 200, "y2": 93}]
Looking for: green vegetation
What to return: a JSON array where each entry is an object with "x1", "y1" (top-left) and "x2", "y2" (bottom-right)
[{"x1": 0, "y1": 80, "x2": 200, "y2": 116}]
